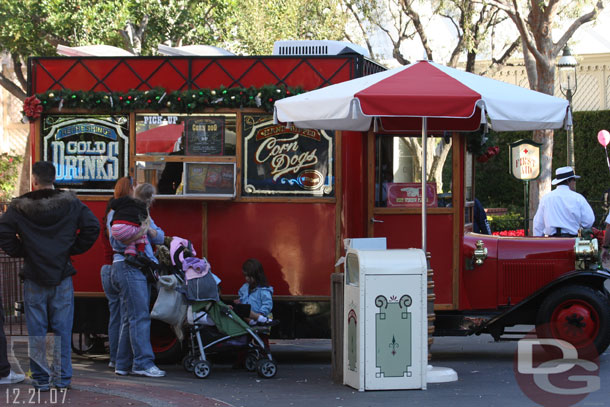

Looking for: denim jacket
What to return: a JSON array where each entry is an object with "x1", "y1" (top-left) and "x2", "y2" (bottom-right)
[
  {"x1": 238, "y1": 283, "x2": 274, "y2": 316},
  {"x1": 107, "y1": 210, "x2": 164, "y2": 264}
]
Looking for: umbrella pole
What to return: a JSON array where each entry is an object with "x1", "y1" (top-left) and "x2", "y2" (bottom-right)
[
  {"x1": 421, "y1": 118, "x2": 428, "y2": 252},
  {"x1": 420, "y1": 117, "x2": 458, "y2": 384}
]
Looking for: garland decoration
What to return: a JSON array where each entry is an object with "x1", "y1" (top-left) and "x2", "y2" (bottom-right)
[
  {"x1": 466, "y1": 126, "x2": 499, "y2": 163},
  {"x1": 23, "y1": 95, "x2": 43, "y2": 120},
  {"x1": 22, "y1": 85, "x2": 303, "y2": 122}
]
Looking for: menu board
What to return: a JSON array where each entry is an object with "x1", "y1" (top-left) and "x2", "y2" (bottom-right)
[{"x1": 185, "y1": 117, "x2": 225, "y2": 155}]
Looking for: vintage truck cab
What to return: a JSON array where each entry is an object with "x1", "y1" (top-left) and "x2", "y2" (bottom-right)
[{"x1": 455, "y1": 233, "x2": 610, "y2": 354}]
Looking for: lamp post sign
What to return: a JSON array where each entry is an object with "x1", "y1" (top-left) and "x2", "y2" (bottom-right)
[{"x1": 509, "y1": 139, "x2": 541, "y2": 236}]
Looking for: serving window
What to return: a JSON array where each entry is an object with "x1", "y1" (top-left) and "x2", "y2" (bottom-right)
[
  {"x1": 374, "y1": 134, "x2": 453, "y2": 208},
  {"x1": 135, "y1": 113, "x2": 236, "y2": 156},
  {"x1": 135, "y1": 113, "x2": 237, "y2": 197}
]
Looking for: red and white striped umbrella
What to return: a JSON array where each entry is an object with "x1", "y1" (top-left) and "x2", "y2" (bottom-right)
[{"x1": 274, "y1": 60, "x2": 570, "y2": 133}]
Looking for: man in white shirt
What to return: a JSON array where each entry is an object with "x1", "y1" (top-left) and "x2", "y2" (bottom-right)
[{"x1": 533, "y1": 166, "x2": 595, "y2": 237}]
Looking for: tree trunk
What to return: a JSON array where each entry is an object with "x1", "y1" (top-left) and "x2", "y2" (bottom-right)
[{"x1": 528, "y1": 64, "x2": 555, "y2": 234}]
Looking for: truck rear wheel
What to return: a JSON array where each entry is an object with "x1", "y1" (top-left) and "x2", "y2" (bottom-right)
[
  {"x1": 536, "y1": 285, "x2": 610, "y2": 356},
  {"x1": 151, "y1": 319, "x2": 183, "y2": 363}
]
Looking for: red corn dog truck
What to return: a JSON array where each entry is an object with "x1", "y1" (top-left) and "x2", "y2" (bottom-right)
[{"x1": 25, "y1": 44, "x2": 610, "y2": 361}]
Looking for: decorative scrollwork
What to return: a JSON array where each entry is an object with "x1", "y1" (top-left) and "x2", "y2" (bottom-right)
[
  {"x1": 244, "y1": 184, "x2": 255, "y2": 193},
  {"x1": 375, "y1": 295, "x2": 388, "y2": 309},
  {"x1": 399, "y1": 295, "x2": 412, "y2": 308},
  {"x1": 280, "y1": 178, "x2": 299, "y2": 185}
]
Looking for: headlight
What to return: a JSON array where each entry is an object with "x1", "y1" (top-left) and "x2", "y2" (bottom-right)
[{"x1": 574, "y1": 237, "x2": 598, "y2": 270}]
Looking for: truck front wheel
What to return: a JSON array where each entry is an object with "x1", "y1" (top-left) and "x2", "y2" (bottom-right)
[{"x1": 536, "y1": 285, "x2": 610, "y2": 356}]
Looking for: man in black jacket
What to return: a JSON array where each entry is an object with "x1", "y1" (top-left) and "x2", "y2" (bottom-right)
[{"x1": 0, "y1": 161, "x2": 99, "y2": 391}]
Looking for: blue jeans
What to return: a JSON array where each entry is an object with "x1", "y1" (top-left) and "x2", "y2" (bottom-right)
[
  {"x1": 23, "y1": 277, "x2": 73, "y2": 388},
  {"x1": 112, "y1": 260, "x2": 155, "y2": 371},
  {"x1": 0, "y1": 297, "x2": 10, "y2": 378},
  {"x1": 101, "y1": 264, "x2": 120, "y2": 364}
]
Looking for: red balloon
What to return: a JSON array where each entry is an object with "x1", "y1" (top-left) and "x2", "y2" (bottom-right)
[{"x1": 598, "y1": 129, "x2": 610, "y2": 147}]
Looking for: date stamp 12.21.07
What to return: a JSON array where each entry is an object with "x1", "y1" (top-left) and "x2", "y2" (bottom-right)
[{"x1": 5, "y1": 387, "x2": 68, "y2": 405}]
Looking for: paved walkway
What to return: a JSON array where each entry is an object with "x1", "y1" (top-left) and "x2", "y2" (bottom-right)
[
  {"x1": 5, "y1": 375, "x2": 232, "y2": 407},
  {"x1": 3, "y1": 333, "x2": 232, "y2": 407}
]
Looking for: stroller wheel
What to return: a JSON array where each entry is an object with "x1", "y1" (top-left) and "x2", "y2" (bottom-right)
[
  {"x1": 256, "y1": 359, "x2": 277, "y2": 379},
  {"x1": 245, "y1": 352, "x2": 260, "y2": 372},
  {"x1": 194, "y1": 360, "x2": 211, "y2": 379},
  {"x1": 182, "y1": 355, "x2": 196, "y2": 373}
]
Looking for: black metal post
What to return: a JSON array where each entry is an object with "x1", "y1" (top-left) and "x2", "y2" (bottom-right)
[{"x1": 524, "y1": 180, "x2": 530, "y2": 236}]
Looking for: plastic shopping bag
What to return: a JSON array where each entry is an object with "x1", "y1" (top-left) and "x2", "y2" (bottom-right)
[{"x1": 150, "y1": 275, "x2": 187, "y2": 336}]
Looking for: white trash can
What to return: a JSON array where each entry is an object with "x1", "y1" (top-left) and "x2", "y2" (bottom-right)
[{"x1": 343, "y1": 248, "x2": 427, "y2": 391}]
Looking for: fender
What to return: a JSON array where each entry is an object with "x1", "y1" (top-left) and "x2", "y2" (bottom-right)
[{"x1": 473, "y1": 268, "x2": 610, "y2": 340}]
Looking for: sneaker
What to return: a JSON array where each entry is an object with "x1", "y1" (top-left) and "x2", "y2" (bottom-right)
[
  {"x1": 115, "y1": 369, "x2": 129, "y2": 376},
  {"x1": 0, "y1": 371, "x2": 25, "y2": 384},
  {"x1": 258, "y1": 319, "x2": 280, "y2": 327},
  {"x1": 131, "y1": 366, "x2": 166, "y2": 377},
  {"x1": 54, "y1": 384, "x2": 71, "y2": 390},
  {"x1": 108, "y1": 361, "x2": 115, "y2": 369}
]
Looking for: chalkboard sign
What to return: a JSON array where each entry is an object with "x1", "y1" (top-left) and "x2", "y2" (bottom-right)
[{"x1": 185, "y1": 117, "x2": 225, "y2": 155}]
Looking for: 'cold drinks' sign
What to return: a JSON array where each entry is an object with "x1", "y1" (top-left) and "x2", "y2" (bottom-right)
[{"x1": 509, "y1": 139, "x2": 541, "y2": 181}]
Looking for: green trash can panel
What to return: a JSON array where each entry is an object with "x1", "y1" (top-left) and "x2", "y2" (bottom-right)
[{"x1": 375, "y1": 295, "x2": 412, "y2": 378}]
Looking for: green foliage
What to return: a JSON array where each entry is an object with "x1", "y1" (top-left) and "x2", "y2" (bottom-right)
[
  {"x1": 0, "y1": 152, "x2": 23, "y2": 201},
  {"x1": 562, "y1": 110, "x2": 610, "y2": 226},
  {"x1": 226, "y1": 0, "x2": 347, "y2": 55},
  {"x1": 487, "y1": 212, "x2": 524, "y2": 233},
  {"x1": 0, "y1": 0, "x2": 230, "y2": 57},
  {"x1": 0, "y1": 0, "x2": 346, "y2": 59},
  {"x1": 476, "y1": 110, "x2": 610, "y2": 227},
  {"x1": 474, "y1": 129, "x2": 528, "y2": 209}
]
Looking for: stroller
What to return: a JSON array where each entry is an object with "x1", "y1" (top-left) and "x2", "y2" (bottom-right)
[
  {"x1": 182, "y1": 300, "x2": 278, "y2": 379},
  {"x1": 155, "y1": 237, "x2": 277, "y2": 379}
]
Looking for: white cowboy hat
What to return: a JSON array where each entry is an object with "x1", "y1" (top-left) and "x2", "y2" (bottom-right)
[{"x1": 551, "y1": 166, "x2": 581, "y2": 185}]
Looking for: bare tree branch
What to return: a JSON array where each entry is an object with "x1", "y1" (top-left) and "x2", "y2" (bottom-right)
[
  {"x1": 11, "y1": 55, "x2": 27, "y2": 92},
  {"x1": 552, "y1": 1, "x2": 603, "y2": 56},
  {"x1": 343, "y1": 1, "x2": 376, "y2": 58},
  {"x1": 0, "y1": 71, "x2": 27, "y2": 101},
  {"x1": 401, "y1": 0, "x2": 434, "y2": 61},
  {"x1": 480, "y1": 36, "x2": 520, "y2": 76}
]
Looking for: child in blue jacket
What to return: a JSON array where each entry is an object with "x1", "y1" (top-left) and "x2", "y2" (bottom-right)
[{"x1": 235, "y1": 258, "x2": 277, "y2": 326}]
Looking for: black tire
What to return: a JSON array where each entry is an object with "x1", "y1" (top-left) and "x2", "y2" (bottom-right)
[
  {"x1": 245, "y1": 350, "x2": 260, "y2": 372},
  {"x1": 536, "y1": 285, "x2": 610, "y2": 356},
  {"x1": 256, "y1": 359, "x2": 277, "y2": 379},
  {"x1": 71, "y1": 333, "x2": 105, "y2": 355},
  {"x1": 194, "y1": 360, "x2": 211, "y2": 379},
  {"x1": 151, "y1": 320, "x2": 184, "y2": 363},
  {"x1": 182, "y1": 355, "x2": 196, "y2": 373}
]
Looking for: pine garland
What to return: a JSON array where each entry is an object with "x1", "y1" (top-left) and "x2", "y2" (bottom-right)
[{"x1": 24, "y1": 85, "x2": 303, "y2": 120}]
